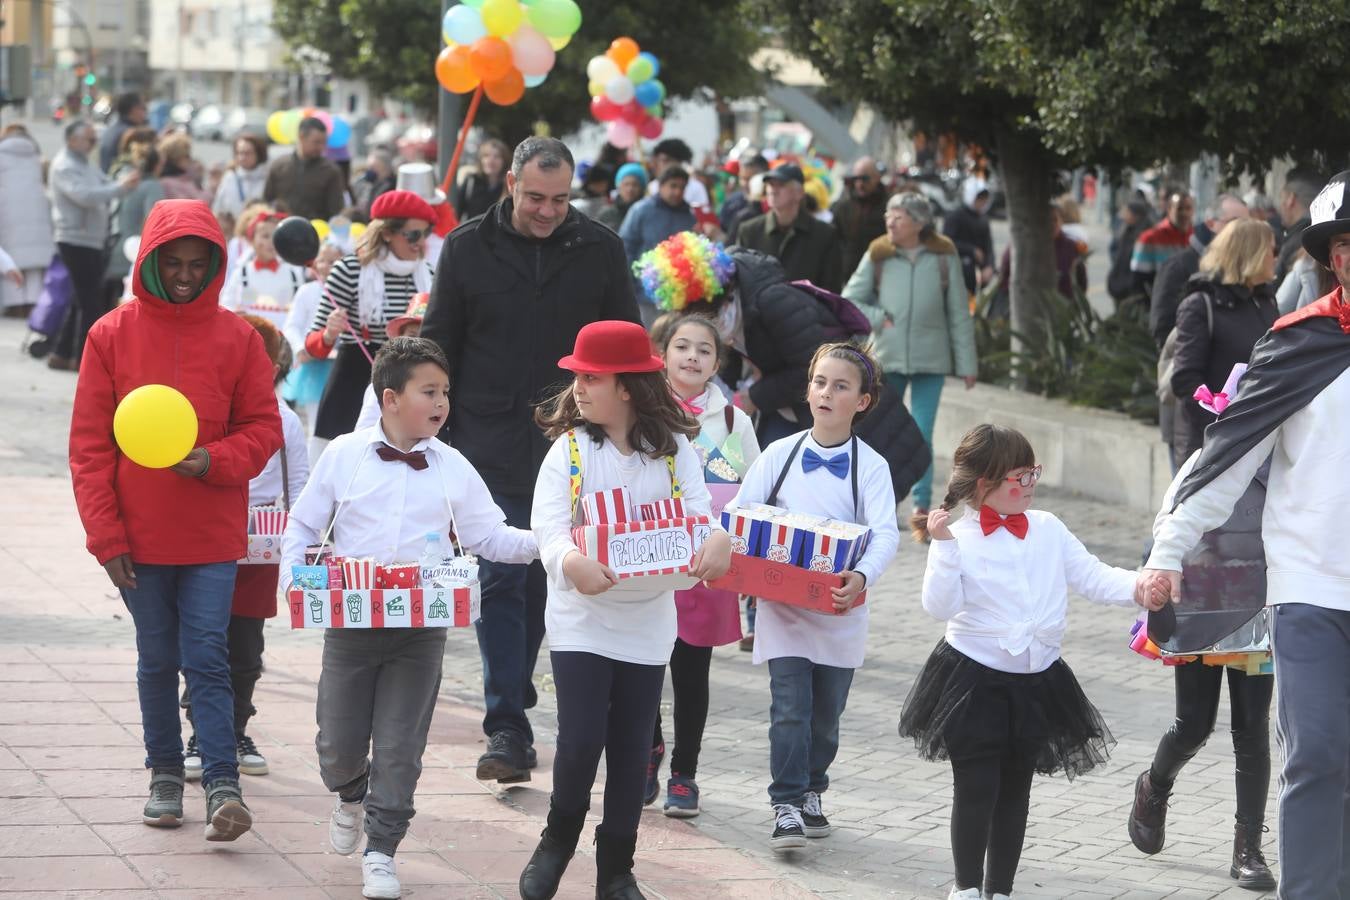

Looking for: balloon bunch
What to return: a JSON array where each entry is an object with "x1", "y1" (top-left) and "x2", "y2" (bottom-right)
[
  {"x1": 436, "y1": 0, "x2": 581, "y2": 106},
  {"x1": 587, "y1": 37, "x2": 666, "y2": 149},
  {"x1": 633, "y1": 232, "x2": 736, "y2": 312},
  {"x1": 265, "y1": 108, "x2": 352, "y2": 149}
]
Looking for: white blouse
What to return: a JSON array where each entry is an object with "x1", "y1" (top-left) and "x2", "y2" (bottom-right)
[
  {"x1": 532, "y1": 430, "x2": 715, "y2": 666},
  {"x1": 922, "y1": 507, "x2": 1137, "y2": 673}
]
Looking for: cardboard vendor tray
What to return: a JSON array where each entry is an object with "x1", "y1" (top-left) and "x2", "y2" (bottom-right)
[
  {"x1": 707, "y1": 553, "x2": 865, "y2": 615},
  {"x1": 572, "y1": 516, "x2": 712, "y2": 592},
  {"x1": 240, "y1": 534, "x2": 283, "y2": 566},
  {"x1": 288, "y1": 585, "x2": 480, "y2": 629}
]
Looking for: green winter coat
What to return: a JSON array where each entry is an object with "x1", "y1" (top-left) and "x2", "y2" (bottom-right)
[{"x1": 842, "y1": 233, "x2": 978, "y2": 377}]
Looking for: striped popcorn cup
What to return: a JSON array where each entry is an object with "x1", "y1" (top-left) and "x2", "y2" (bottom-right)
[
  {"x1": 581, "y1": 488, "x2": 633, "y2": 526},
  {"x1": 635, "y1": 498, "x2": 685, "y2": 521},
  {"x1": 341, "y1": 557, "x2": 375, "y2": 590},
  {"x1": 252, "y1": 506, "x2": 288, "y2": 536}
]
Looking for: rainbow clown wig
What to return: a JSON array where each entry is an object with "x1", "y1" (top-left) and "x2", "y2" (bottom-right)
[{"x1": 632, "y1": 232, "x2": 736, "y2": 311}]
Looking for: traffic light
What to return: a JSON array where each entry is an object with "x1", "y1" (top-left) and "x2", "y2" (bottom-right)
[{"x1": 83, "y1": 72, "x2": 96, "y2": 86}]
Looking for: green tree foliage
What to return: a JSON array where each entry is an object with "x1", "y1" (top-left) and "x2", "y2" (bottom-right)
[
  {"x1": 763, "y1": 0, "x2": 1350, "y2": 352},
  {"x1": 273, "y1": 0, "x2": 764, "y2": 142}
]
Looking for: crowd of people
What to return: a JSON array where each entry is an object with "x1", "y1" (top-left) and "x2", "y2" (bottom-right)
[{"x1": 18, "y1": 89, "x2": 1345, "y2": 899}]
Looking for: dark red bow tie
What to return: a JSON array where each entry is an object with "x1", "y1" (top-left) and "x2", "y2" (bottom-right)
[
  {"x1": 253, "y1": 258, "x2": 279, "y2": 272},
  {"x1": 980, "y1": 506, "x2": 1028, "y2": 539},
  {"x1": 376, "y1": 442, "x2": 428, "y2": 471}
]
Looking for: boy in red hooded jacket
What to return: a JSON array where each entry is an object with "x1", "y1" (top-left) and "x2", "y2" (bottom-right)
[{"x1": 69, "y1": 199, "x2": 283, "y2": 841}]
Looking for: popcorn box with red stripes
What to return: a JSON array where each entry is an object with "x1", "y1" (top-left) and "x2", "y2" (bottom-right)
[
  {"x1": 239, "y1": 534, "x2": 283, "y2": 566},
  {"x1": 580, "y1": 488, "x2": 633, "y2": 526},
  {"x1": 634, "y1": 498, "x2": 685, "y2": 521},
  {"x1": 707, "y1": 553, "x2": 866, "y2": 615},
  {"x1": 288, "y1": 584, "x2": 481, "y2": 629},
  {"x1": 570, "y1": 516, "x2": 713, "y2": 587}
]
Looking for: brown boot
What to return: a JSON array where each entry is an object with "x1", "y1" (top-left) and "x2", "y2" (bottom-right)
[
  {"x1": 1230, "y1": 821, "x2": 1276, "y2": 891},
  {"x1": 1127, "y1": 769, "x2": 1169, "y2": 855}
]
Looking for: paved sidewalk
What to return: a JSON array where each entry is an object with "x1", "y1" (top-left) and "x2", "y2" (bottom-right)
[{"x1": 0, "y1": 319, "x2": 1276, "y2": 899}]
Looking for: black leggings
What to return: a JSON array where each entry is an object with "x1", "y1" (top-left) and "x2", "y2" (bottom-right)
[
  {"x1": 53, "y1": 242, "x2": 108, "y2": 362},
  {"x1": 652, "y1": 638, "x2": 713, "y2": 777},
  {"x1": 1149, "y1": 662, "x2": 1273, "y2": 825},
  {"x1": 951, "y1": 752, "x2": 1036, "y2": 896},
  {"x1": 550, "y1": 650, "x2": 665, "y2": 838}
]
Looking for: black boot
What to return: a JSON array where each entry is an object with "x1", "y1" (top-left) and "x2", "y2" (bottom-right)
[
  {"x1": 519, "y1": 804, "x2": 587, "y2": 900},
  {"x1": 1127, "y1": 769, "x2": 1169, "y2": 855},
  {"x1": 595, "y1": 832, "x2": 644, "y2": 900},
  {"x1": 1230, "y1": 821, "x2": 1276, "y2": 891}
]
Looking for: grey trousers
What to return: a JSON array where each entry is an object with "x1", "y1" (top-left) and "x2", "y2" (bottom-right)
[
  {"x1": 1272, "y1": 602, "x2": 1350, "y2": 900},
  {"x1": 316, "y1": 628, "x2": 447, "y2": 856}
]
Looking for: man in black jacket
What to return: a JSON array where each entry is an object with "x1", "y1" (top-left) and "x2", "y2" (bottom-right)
[
  {"x1": 421, "y1": 137, "x2": 639, "y2": 783},
  {"x1": 1274, "y1": 172, "x2": 1321, "y2": 283},
  {"x1": 731, "y1": 164, "x2": 844, "y2": 292},
  {"x1": 1149, "y1": 193, "x2": 1247, "y2": 347}
]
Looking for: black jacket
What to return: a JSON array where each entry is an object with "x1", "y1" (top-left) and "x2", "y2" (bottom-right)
[
  {"x1": 942, "y1": 204, "x2": 995, "y2": 294},
  {"x1": 1149, "y1": 242, "x2": 1202, "y2": 347},
  {"x1": 732, "y1": 208, "x2": 844, "y2": 292},
  {"x1": 1107, "y1": 220, "x2": 1149, "y2": 303},
  {"x1": 723, "y1": 248, "x2": 931, "y2": 500},
  {"x1": 453, "y1": 173, "x2": 506, "y2": 221},
  {"x1": 422, "y1": 199, "x2": 640, "y2": 497},
  {"x1": 1169, "y1": 278, "x2": 1278, "y2": 462},
  {"x1": 831, "y1": 191, "x2": 888, "y2": 277}
]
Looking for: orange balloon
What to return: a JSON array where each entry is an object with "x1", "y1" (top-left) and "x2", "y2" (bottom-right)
[
  {"x1": 436, "y1": 45, "x2": 480, "y2": 93},
  {"x1": 607, "y1": 37, "x2": 639, "y2": 69},
  {"x1": 469, "y1": 36, "x2": 513, "y2": 82},
  {"x1": 484, "y1": 68, "x2": 526, "y2": 105}
]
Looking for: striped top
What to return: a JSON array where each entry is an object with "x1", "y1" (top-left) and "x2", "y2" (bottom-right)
[
  {"x1": 1130, "y1": 220, "x2": 1192, "y2": 276},
  {"x1": 309, "y1": 254, "x2": 425, "y2": 348}
]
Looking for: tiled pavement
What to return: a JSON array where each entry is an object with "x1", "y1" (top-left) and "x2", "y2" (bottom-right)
[{"x1": 0, "y1": 318, "x2": 1276, "y2": 899}]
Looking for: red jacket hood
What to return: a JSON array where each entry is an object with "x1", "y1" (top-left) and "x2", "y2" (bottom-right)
[{"x1": 130, "y1": 199, "x2": 227, "y2": 320}]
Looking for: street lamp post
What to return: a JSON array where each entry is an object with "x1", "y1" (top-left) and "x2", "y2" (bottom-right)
[{"x1": 436, "y1": 0, "x2": 461, "y2": 186}]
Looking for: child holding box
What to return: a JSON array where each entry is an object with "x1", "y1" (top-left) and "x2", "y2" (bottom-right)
[
  {"x1": 726, "y1": 341, "x2": 900, "y2": 852},
  {"x1": 521, "y1": 320, "x2": 731, "y2": 900},
  {"x1": 645, "y1": 313, "x2": 761, "y2": 816},
  {"x1": 68, "y1": 199, "x2": 283, "y2": 841},
  {"x1": 280, "y1": 337, "x2": 537, "y2": 900},
  {"x1": 182, "y1": 313, "x2": 309, "y2": 781}
]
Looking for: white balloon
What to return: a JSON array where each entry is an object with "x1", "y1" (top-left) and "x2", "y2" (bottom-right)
[
  {"x1": 604, "y1": 75, "x2": 635, "y2": 105},
  {"x1": 586, "y1": 55, "x2": 621, "y2": 84},
  {"x1": 123, "y1": 235, "x2": 141, "y2": 263}
]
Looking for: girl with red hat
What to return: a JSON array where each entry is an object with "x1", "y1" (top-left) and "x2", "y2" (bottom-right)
[
  {"x1": 520, "y1": 320, "x2": 732, "y2": 900},
  {"x1": 304, "y1": 189, "x2": 435, "y2": 442}
]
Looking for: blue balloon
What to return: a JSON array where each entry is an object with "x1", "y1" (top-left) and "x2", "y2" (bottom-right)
[
  {"x1": 442, "y1": 5, "x2": 487, "y2": 46},
  {"x1": 327, "y1": 117, "x2": 351, "y2": 149},
  {"x1": 524, "y1": 73, "x2": 548, "y2": 88},
  {"x1": 634, "y1": 81, "x2": 661, "y2": 108},
  {"x1": 637, "y1": 52, "x2": 660, "y2": 80}
]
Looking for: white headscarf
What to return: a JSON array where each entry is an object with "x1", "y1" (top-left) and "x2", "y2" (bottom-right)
[{"x1": 357, "y1": 249, "x2": 433, "y2": 327}]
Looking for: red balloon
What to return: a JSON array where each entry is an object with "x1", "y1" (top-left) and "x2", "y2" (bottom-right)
[
  {"x1": 591, "y1": 96, "x2": 621, "y2": 122},
  {"x1": 469, "y1": 37, "x2": 514, "y2": 82},
  {"x1": 637, "y1": 116, "x2": 664, "y2": 140},
  {"x1": 620, "y1": 101, "x2": 646, "y2": 125}
]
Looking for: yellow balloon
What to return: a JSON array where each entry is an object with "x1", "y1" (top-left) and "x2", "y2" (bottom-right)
[
  {"x1": 350, "y1": 222, "x2": 367, "y2": 240},
  {"x1": 310, "y1": 219, "x2": 331, "y2": 241},
  {"x1": 265, "y1": 110, "x2": 289, "y2": 145},
  {"x1": 113, "y1": 385, "x2": 199, "y2": 469},
  {"x1": 481, "y1": 0, "x2": 524, "y2": 37},
  {"x1": 588, "y1": 79, "x2": 605, "y2": 98},
  {"x1": 548, "y1": 34, "x2": 571, "y2": 51}
]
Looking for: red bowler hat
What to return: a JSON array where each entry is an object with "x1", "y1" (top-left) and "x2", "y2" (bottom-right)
[
  {"x1": 558, "y1": 320, "x2": 664, "y2": 374},
  {"x1": 370, "y1": 189, "x2": 437, "y2": 224}
]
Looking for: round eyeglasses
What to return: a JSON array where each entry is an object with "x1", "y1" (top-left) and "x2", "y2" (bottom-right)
[{"x1": 1005, "y1": 465, "x2": 1043, "y2": 488}]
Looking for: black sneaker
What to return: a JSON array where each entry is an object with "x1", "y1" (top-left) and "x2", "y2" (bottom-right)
[
  {"x1": 203, "y1": 778, "x2": 252, "y2": 842},
  {"x1": 236, "y1": 734, "x2": 269, "y2": 776},
  {"x1": 476, "y1": 731, "x2": 530, "y2": 783},
  {"x1": 183, "y1": 733, "x2": 202, "y2": 782},
  {"x1": 770, "y1": 803, "x2": 807, "y2": 852},
  {"x1": 801, "y1": 790, "x2": 830, "y2": 837},
  {"x1": 643, "y1": 742, "x2": 664, "y2": 805}
]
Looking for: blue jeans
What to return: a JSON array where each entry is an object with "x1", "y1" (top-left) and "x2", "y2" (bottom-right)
[
  {"x1": 767, "y1": 656, "x2": 855, "y2": 805},
  {"x1": 120, "y1": 562, "x2": 239, "y2": 784},
  {"x1": 474, "y1": 491, "x2": 547, "y2": 744},
  {"x1": 885, "y1": 372, "x2": 946, "y2": 508}
]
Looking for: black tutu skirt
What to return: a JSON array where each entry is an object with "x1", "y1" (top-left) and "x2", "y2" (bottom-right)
[{"x1": 898, "y1": 640, "x2": 1113, "y2": 780}]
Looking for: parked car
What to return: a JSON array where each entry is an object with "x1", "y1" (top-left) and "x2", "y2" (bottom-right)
[{"x1": 190, "y1": 104, "x2": 225, "y2": 140}]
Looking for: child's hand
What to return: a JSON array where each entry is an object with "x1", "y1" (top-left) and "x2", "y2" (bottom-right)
[
  {"x1": 830, "y1": 570, "x2": 866, "y2": 612},
  {"x1": 170, "y1": 448, "x2": 209, "y2": 478},
  {"x1": 927, "y1": 508, "x2": 955, "y2": 541},
  {"x1": 1135, "y1": 569, "x2": 1179, "y2": 610},
  {"x1": 563, "y1": 550, "x2": 619, "y2": 596},
  {"x1": 103, "y1": 554, "x2": 137, "y2": 590},
  {"x1": 690, "y1": 531, "x2": 732, "y2": 582}
]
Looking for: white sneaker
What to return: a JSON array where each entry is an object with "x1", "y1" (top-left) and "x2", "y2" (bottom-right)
[
  {"x1": 184, "y1": 734, "x2": 202, "y2": 782},
  {"x1": 329, "y1": 798, "x2": 365, "y2": 856},
  {"x1": 362, "y1": 851, "x2": 401, "y2": 899},
  {"x1": 769, "y1": 803, "x2": 808, "y2": 851},
  {"x1": 236, "y1": 735, "x2": 269, "y2": 776},
  {"x1": 947, "y1": 889, "x2": 981, "y2": 900}
]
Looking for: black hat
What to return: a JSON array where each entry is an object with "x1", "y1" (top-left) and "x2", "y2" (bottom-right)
[
  {"x1": 1301, "y1": 171, "x2": 1350, "y2": 267},
  {"x1": 762, "y1": 163, "x2": 805, "y2": 185}
]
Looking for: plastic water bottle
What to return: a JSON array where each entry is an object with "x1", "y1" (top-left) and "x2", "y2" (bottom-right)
[{"x1": 419, "y1": 532, "x2": 448, "y2": 588}]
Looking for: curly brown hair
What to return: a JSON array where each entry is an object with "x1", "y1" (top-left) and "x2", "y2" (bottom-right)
[{"x1": 535, "y1": 371, "x2": 697, "y2": 459}]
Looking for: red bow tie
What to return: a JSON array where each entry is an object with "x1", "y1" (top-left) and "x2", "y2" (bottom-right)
[
  {"x1": 677, "y1": 396, "x2": 704, "y2": 417},
  {"x1": 376, "y1": 442, "x2": 428, "y2": 471},
  {"x1": 980, "y1": 506, "x2": 1029, "y2": 539},
  {"x1": 253, "y1": 258, "x2": 279, "y2": 272}
]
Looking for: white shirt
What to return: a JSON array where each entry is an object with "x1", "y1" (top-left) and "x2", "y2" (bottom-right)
[
  {"x1": 729, "y1": 431, "x2": 900, "y2": 669},
  {"x1": 354, "y1": 383, "x2": 380, "y2": 432},
  {"x1": 648, "y1": 177, "x2": 711, "y2": 210},
  {"x1": 1148, "y1": 365, "x2": 1350, "y2": 613},
  {"x1": 283, "y1": 281, "x2": 324, "y2": 356},
  {"x1": 220, "y1": 254, "x2": 306, "y2": 330},
  {"x1": 924, "y1": 507, "x2": 1137, "y2": 674},
  {"x1": 250, "y1": 398, "x2": 310, "y2": 506},
  {"x1": 533, "y1": 431, "x2": 715, "y2": 666},
  {"x1": 281, "y1": 423, "x2": 537, "y2": 592}
]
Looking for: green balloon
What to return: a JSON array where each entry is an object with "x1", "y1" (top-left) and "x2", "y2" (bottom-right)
[
  {"x1": 626, "y1": 56, "x2": 654, "y2": 84},
  {"x1": 463, "y1": 0, "x2": 484, "y2": 6},
  {"x1": 527, "y1": 0, "x2": 581, "y2": 38},
  {"x1": 645, "y1": 104, "x2": 663, "y2": 118}
]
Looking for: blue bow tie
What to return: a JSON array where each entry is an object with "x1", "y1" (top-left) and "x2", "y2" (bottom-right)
[{"x1": 802, "y1": 447, "x2": 850, "y2": 479}]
